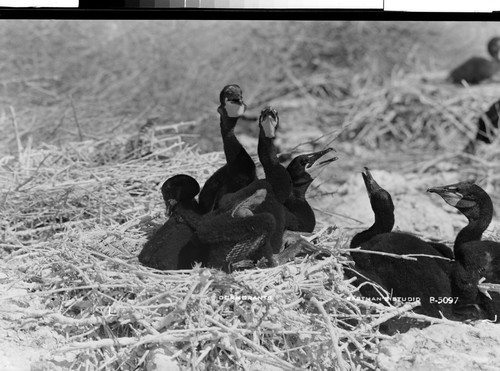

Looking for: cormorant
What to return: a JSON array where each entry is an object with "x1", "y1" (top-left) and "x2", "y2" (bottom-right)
[
  {"x1": 464, "y1": 99, "x2": 500, "y2": 154},
  {"x1": 138, "y1": 174, "x2": 204, "y2": 270},
  {"x1": 428, "y1": 182, "x2": 500, "y2": 322},
  {"x1": 284, "y1": 148, "x2": 338, "y2": 233},
  {"x1": 448, "y1": 37, "x2": 500, "y2": 85},
  {"x1": 347, "y1": 168, "x2": 453, "y2": 319},
  {"x1": 198, "y1": 85, "x2": 256, "y2": 213}
]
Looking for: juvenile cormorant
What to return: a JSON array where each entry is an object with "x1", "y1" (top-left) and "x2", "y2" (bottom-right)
[
  {"x1": 284, "y1": 148, "x2": 337, "y2": 233},
  {"x1": 464, "y1": 99, "x2": 500, "y2": 154},
  {"x1": 448, "y1": 37, "x2": 500, "y2": 85},
  {"x1": 428, "y1": 182, "x2": 500, "y2": 322},
  {"x1": 198, "y1": 85, "x2": 256, "y2": 213},
  {"x1": 138, "y1": 174, "x2": 204, "y2": 270},
  {"x1": 347, "y1": 168, "x2": 453, "y2": 319}
]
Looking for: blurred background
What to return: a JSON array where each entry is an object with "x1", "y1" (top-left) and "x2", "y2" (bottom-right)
[
  {"x1": 1, "y1": 20, "x2": 499, "y2": 154},
  {"x1": 2, "y1": 20, "x2": 500, "y2": 239}
]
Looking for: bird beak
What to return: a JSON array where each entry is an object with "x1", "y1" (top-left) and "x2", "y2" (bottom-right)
[
  {"x1": 224, "y1": 97, "x2": 246, "y2": 118},
  {"x1": 361, "y1": 167, "x2": 383, "y2": 196},
  {"x1": 260, "y1": 109, "x2": 279, "y2": 138},
  {"x1": 427, "y1": 185, "x2": 463, "y2": 207},
  {"x1": 305, "y1": 148, "x2": 338, "y2": 177}
]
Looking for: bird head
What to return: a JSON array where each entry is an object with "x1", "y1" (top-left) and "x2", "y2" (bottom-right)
[
  {"x1": 259, "y1": 106, "x2": 279, "y2": 138},
  {"x1": 287, "y1": 148, "x2": 337, "y2": 182},
  {"x1": 218, "y1": 84, "x2": 246, "y2": 118},
  {"x1": 362, "y1": 167, "x2": 394, "y2": 216},
  {"x1": 161, "y1": 174, "x2": 200, "y2": 215},
  {"x1": 487, "y1": 37, "x2": 500, "y2": 60},
  {"x1": 427, "y1": 182, "x2": 485, "y2": 220}
]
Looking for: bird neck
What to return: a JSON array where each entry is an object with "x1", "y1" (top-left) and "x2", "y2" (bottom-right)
[
  {"x1": 350, "y1": 228, "x2": 379, "y2": 248},
  {"x1": 291, "y1": 178, "x2": 313, "y2": 200},
  {"x1": 292, "y1": 181, "x2": 312, "y2": 201},
  {"x1": 258, "y1": 130, "x2": 292, "y2": 203},
  {"x1": 220, "y1": 115, "x2": 243, "y2": 164},
  {"x1": 455, "y1": 195, "x2": 493, "y2": 249},
  {"x1": 351, "y1": 213, "x2": 394, "y2": 248},
  {"x1": 176, "y1": 205, "x2": 202, "y2": 229},
  {"x1": 284, "y1": 199, "x2": 315, "y2": 232},
  {"x1": 454, "y1": 219, "x2": 489, "y2": 249},
  {"x1": 373, "y1": 212, "x2": 395, "y2": 233}
]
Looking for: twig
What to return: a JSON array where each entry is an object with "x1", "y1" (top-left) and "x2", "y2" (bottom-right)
[
  {"x1": 310, "y1": 297, "x2": 348, "y2": 371},
  {"x1": 314, "y1": 207, "x2": 364, "y2": 224},
  {"x1": 342, "y1": 248, "x2": 419, "y2": 261},
  {"x1": 56, "y1": 332, "x2": 217, "y2": 353},
  {"x1": 69, "y1": 95, "x2": 83, "y2": 141},
  {"x1": 360, "y1": 301, "x2": 421, "y2": 332},
  {"x1": 14, "y1": 152, "x2": 51, "y2": 192},
  {"x1": 9, "y1": 106, "x2": 23, "y2": 159},
  {"x1": 205, "y1": 316, "x2": 303, "y2": 371}
]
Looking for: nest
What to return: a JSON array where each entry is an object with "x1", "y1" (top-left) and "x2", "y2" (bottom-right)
[{"x1": 2, "y1": 124, "x2": 463, "y2": 371}]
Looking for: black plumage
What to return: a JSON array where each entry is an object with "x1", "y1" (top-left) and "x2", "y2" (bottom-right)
[
  {"x1": 138, "y1": 175, "x2": 205, "y2": 270},
  {"x1": 464, "y1": 99, "x2": 500, "y2": 154},
  {"x1": 448, "y1": 37, "x2": 500, "y2": 85},
  {"x1": 428, "y1": 182, "x2": 500, "y2": 322},
  {"x1": 284, "y1": 148, "x2": 337, "y2": 233},
  {"x1": 194, "y1": 107, "x2": 291, "y2": 271},
  {"x1": 198, "y1": 85, "x2": 256, "y2": 213},
  {"x1": 196, "y1": 186, "x2": 277, "y2": 272},
  {"x1": 347, "y1": 168, "x2": 453, "y2": 319}
]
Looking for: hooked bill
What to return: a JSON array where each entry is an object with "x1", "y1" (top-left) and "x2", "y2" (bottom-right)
[
  {"x1": 305, "y1": 148, "x2": 338, "y2": 177},
  {"x1": 427, "y1": 186, "x2": 464, "y2": 207}
]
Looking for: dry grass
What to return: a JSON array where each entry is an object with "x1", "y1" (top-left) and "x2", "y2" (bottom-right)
[
  {"x1": 2, "y1": 21, "x2": 500, "y2": 156},
  {"x1": 1, "y1": 129, "x2": 458, "y2": 371}
]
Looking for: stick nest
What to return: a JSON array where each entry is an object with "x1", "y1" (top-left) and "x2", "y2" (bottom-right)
[{"x1": 0, "y1": 120, "x2": 491, "y2": 371}]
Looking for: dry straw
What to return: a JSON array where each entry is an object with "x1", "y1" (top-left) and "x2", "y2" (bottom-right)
[
  {"x1": 0, "y1": 123, "x2": 393, "y2": 370},
  {"x1": 1, "y1": 104, "x2": 498, "y2": 370}
]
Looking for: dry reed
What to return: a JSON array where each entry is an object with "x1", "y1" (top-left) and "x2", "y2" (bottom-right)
[{"x1": 2, "y1": 125, "x2": 465, "y2": 370}]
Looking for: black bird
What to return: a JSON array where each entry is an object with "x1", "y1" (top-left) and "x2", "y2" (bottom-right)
[
  {"x1": 349, "y1": 168, "x2": 452, "y2": 260},
  {"x1": 464, "y1": 99, "x2": 500, "y2": 154},
  {"x1": 284, "y1": 148, "x2": 338, "y2": 233},
  {"x1": 139, "y1": 174, "x2": 274, "y2": 271},
  {"x1": 195, "y1": 107, "x2": 293, "y2": 271},
  {"x1": 428, "y1": 182, "x2": 500, "y2": 322},
  {"x1": 347, "y1": 168, "x2": 453, "y2": 320},
  {"x1": 448, "y1": 37, "x2": 500, "y2": 85},
  {"x1": 138, "y1": 174, "x2": 204, "y2": 270},
  {"x1": 198, "y1": 85, "x2": 256, "y2": 213}
]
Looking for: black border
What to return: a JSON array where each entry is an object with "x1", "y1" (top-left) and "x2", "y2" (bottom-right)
[{"x1": 0, "y1": 9, "x2": 499, "y2": 20}]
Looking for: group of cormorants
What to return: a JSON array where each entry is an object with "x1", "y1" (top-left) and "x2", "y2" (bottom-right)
[
  {"x1": 348, "y1": 168, "x2": 499, "y2": 326},
  {"x1": 139, "y1": 37, "x2": 500, "y2": 330},
  {"x1": 139, "y1": 85, "x2": 336, "y2": 273}
]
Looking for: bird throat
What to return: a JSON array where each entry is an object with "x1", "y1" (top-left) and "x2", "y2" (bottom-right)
[
  {"x1": 440, "y1": 192, "x2": 463, "y2": 207},
  {"x1": 224, "y1": 101, "x2": 245, "y2": 118},
  {"x1": 261, "y1": 118, "x2": 277, "y2": 138}
]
